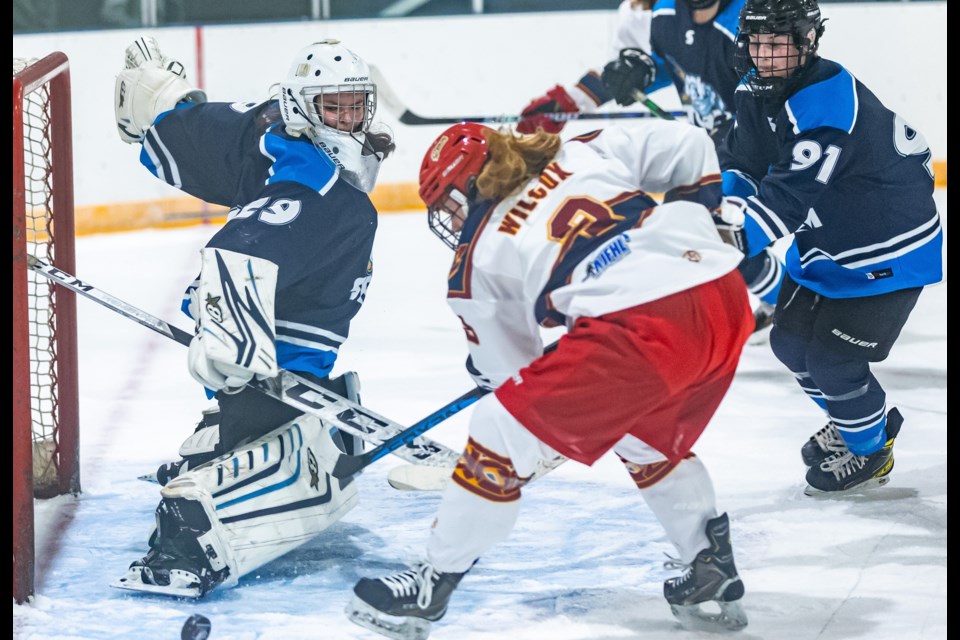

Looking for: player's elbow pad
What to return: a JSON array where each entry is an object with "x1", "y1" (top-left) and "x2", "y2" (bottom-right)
[{"x1": 115, "y1": 67, "x2": 207, "y2": 144}]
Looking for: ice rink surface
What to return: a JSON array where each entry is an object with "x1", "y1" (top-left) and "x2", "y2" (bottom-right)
[{"x1": 14, "y1": 191, "x2": 946, "y2": 640}]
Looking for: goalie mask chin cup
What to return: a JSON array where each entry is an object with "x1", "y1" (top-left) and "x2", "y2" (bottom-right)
[
  {"x1": 309, "y1": 126, "x2": 383, "y2": 194},
  {"x1": 419, "y1": 122, "x2": 490, "y2": 249},
  {"x1": 279, "y1": 39, "x2": 377, "y2": 139}
]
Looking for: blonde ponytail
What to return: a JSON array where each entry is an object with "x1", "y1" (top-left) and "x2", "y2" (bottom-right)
[{"x1": 475, "y1": 129, "x2": 562, "y2": 202}]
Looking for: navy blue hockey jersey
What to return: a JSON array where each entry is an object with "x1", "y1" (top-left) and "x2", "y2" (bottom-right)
[
  {"x1": 577, "y1": 0, "x2": 743, "y2": 138},
  {"x1": 648, "y1": 0, "x2": 742, "y2": 135},
  {"x1": 140, "y1": 101, "x2": 378, "y2": 379},
  {"x1": 718, "y1": 58, "x2": 942, "y2": 298}
]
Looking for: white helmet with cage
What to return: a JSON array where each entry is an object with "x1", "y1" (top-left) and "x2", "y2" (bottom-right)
[{"x1": 279, "y1": 39, "x2": 383, "y2": 192}]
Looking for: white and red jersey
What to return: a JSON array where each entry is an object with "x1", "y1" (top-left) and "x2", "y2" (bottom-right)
[{"x1": 447, "y1": 120, "x2": 744, "y2": 387}]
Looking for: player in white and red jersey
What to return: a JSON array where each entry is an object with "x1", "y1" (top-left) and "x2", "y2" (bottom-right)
[{"x1": 346, "y1": 119, "x2": 752, "y2": 639}]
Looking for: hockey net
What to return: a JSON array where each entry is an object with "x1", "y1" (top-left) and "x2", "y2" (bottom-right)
[{"x1": 13, "y1": 53, "x2": 79, "y2": 604}]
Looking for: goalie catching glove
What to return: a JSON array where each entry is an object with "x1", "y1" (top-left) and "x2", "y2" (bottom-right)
[
  {"x1": 115, "y1": 36, "x2": 207, "y2": 144},
  {"x1": 187, "y1": 248, "x2": 280, "y2": 393}
]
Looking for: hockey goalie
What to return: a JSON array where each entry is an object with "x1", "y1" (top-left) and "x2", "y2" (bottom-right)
[{"x1": 110, "y1": 35, "x2": 393, "y2": 597}]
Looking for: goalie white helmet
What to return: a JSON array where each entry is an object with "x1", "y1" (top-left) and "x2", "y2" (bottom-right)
[
  {"x1": 278, "y1": 39, "x2": 383, "y2": 192},
  {"x1": 279, "y1": 39, "x2": 377, "y2": 136}
]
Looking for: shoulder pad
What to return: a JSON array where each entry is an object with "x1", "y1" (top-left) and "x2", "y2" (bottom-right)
[{"x1": 784, "y1": 66, "x2": 857, "y2": 135}]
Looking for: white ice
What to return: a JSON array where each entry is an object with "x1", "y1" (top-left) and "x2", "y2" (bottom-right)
[{"x1": 14, "y1": 192, "x2": 947, "y2": 640}]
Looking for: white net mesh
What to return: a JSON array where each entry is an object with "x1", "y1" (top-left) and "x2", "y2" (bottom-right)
[{"x1": 15, "y1": 56, "x2": 61, "y2": 495}]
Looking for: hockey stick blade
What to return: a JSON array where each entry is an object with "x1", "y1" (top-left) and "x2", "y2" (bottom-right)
[
  {"x1": 26, "y1": 255, "x2": 464, "y2": 469},
  {"x1": 331, "y1": 386, "x2": 487, "y2": 478}
]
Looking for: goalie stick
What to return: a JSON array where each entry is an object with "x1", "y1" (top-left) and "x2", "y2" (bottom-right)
[
  {"x1": 370, "y1": 64, "x2": 685, "y2": 126},
  {"x1": 26, "y1": 255, "x2": 468, "y2": 471}
]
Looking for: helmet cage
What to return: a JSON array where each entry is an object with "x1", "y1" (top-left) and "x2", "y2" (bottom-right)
[
  {"x1": 427, "y1": 187, "x2": 472, "y2": 250},
  {"x1": 279, "y1": 40, "x2": 377, "y2": 138},
  {"x1": 300, "y1": 83, "x2": 377, "y2": 135},
  {"x1": 734, "y1": 0, "x2": 824, "y2": 98}
]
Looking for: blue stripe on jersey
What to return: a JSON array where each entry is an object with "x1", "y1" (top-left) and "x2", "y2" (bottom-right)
[
  {"x1": 648, "y1": 52, "x2": 676, "y2": 94},
  {"x1": 784, "y1": 226, "x2": 942, "y2": 298},
  {"x1": 714, "y1": 0, "x2": 745, "y2": 39},
  {"x1": 261, "y1": 133, "x2": 338, "y2": 195},
  {"x1": 275, "y1": 341, "x2": 338, "y2": 379},
  {"x1": 722, "y1": 169, "x2": 759, "y2": 200},
  {"x1": 576, "y1": 71, "x2": 610, "y2": 106},
  {"x1": 652, "y1": 0, "x2": 676, "y2": 12},
  {"x1": 784, "y1": 68, "x2": 857, "y2": 134},
  {"x1": 139, "y1": 103, "x2": 197, "y2": 184}
]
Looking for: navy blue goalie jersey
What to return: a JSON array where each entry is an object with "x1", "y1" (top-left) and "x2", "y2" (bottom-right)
[
  {"x1": 718, "y1": 58, "x2": 943, "y2": 299},
  {"x1": 140, "y1": 100, "x2": 378, "y2": 379}
]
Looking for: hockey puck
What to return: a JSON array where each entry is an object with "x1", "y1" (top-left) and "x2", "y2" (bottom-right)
[{"x1": 181, "y1": 614, "x2": 212, "y2": 640}]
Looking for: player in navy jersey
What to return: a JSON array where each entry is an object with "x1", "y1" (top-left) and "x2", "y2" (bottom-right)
[
  {"x1": 109, "y1": 37, "x2": 395, "y2": 597},
  {"x1": 518, "y1": 0, "x2": 784, "y2": 337},
  {"x1": 716, "y1": 0, "x2": 943, "y2": 494}
]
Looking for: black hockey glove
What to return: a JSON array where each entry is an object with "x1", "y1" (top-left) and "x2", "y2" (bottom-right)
[{"x1": 601, "y1": 48, "x2": 657, "y2": 107}]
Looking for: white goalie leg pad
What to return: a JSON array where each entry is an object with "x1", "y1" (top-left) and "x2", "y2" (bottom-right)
[
  {"x1": 615, "y1": 435, "x2": 718, "y2": 564},
  {"x1": 160, "y1": 413, "x2": 359, "y2": 587},
  {"x1": 179, "y1": 424, "x2": 221, "y2": 457},
  {"x1": 196, "y1": 247, "x2": 280, "y2": 380}
]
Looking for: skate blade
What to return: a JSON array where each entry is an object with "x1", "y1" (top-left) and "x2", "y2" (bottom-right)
[
  {"x1": 110, "y1": 567, "x2": 203, "y2": 598},
  {"x1": 387, "y1": 464, "x2": 453, "y2": 492},
  {"x1": 803, "y1": 475, "x2": 891, "y2": 497},
  {"x1": 670, "y1": 599, "x2": 748, "y2": 632},
  {"x1": 345, "y1": 596, "x2": 432, "y2": 640},
  {"x1": 138, "y1": 473, "x2": 159, "y2": 484}
]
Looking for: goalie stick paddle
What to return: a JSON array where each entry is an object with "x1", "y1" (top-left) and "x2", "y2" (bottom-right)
[
  {"x1": 369, "y1": 63, "x2": 685, "y2": 126},
  {"x1": 25, "y1": 255, "x2": 465, "y2": 470}
]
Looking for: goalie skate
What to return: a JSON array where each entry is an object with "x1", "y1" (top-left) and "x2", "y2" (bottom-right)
[
  {"x1": 112, "y1": 564, "x2": 205, "y2": 598},
  {"x1": 111, "y1": 497, "x2": 230, "y2": 598}
]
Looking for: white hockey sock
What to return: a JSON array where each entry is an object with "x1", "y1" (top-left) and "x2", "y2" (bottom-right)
[
  {"x1": 636, "y1": 456, "x2": 718, "y2": 564},
  {"x1": 426, "y1": 481, "x2": 521, "y2": 574}
]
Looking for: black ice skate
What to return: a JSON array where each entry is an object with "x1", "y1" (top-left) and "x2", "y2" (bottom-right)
[
  {"x1": 663, "y1": 513, "x2": 748, "y2": 632},
  {"x1": 800, "y1": 421, "x2": 846, "y2": 467},
  {"x1": 111, "y1": 498, "x2": 229, "y2": 598},
  {"x1": 346, "y1": 561, "x2": 467, "y2": 640},
  {"x1": 804, "y1": 409, "x2": 902, "y2": 496}
]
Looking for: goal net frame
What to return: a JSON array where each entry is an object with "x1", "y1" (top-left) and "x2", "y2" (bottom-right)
[{"x1": 13, "y1": 51, "x2": 79, "y2": 604}]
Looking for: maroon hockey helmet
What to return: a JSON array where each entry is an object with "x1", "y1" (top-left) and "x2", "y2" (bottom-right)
[{"x1": 419, "y1": 122, "x2": 490, "y2": 249}]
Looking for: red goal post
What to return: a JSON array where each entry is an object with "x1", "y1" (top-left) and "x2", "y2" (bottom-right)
[{"x1": 13, "y1": 52, "x2": 79, "y2": 604}]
